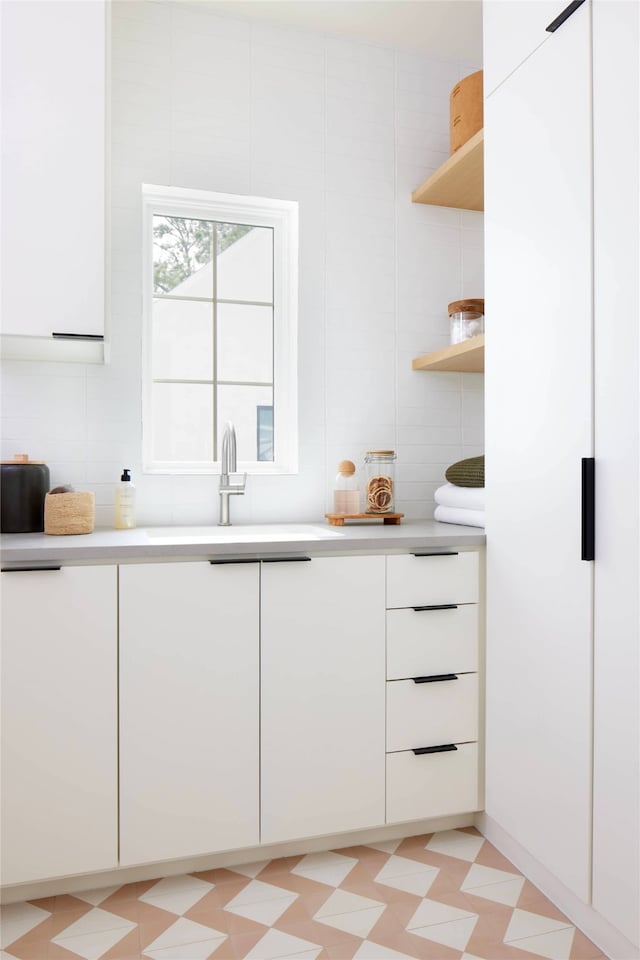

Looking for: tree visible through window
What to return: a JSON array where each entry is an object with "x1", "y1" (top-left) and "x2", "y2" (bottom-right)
[{"x1": 151, "y1": 215, "x2": 274, "y2": 465}]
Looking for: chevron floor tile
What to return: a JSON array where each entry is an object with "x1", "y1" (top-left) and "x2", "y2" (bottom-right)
[{"x1": 0, "y1": 829, "x2": 609, "y2": 960}]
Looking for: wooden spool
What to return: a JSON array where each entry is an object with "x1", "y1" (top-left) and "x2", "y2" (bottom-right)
[
  {"x1": 450, "y1": 70, "x2": 483, "y2": 154},
  {"x1": 44, "y1": 492, "x2": 95, "y2": 535}
]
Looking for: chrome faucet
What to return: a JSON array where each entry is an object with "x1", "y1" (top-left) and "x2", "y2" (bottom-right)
[{"x1": 218, "y1": 422, "x2": 246, "y2": 526}]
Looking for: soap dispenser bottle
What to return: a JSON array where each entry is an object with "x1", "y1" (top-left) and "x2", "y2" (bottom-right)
[{"x1": 114, "y1": 468, "x2": 136, "y2": 529}]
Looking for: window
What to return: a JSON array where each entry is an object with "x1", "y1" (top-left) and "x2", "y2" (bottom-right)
[{"x1": 142, "y1": 185, "x2": 298, "y2": 475}]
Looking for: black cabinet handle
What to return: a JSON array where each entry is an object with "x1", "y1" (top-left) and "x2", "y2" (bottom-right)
[
  {"x1": 413, "y1": 744, "x2": 458, "y2": 756},
  {"x1": 581, "y1": 457, "x2": 595, "y2": 561},
  {"x1": 411, "y1": 551, "x2": 458, "y2": 558},
  {"x1": 1, "y1": 566, "x2": 62, "y2": 573},
  {"x1": 261, "y1": 556, "x2": 312, "y2": 563},
  {"x1": 412, "y1": 673, "x2": 458, "y2": 684},
  {"x1": 209, "y1": 558, "x2": 259, "y2": 565},
  {"x1": 412, "y1": 604, "x2": 458, "y2": 612},
  {"x1": 546, "y1": 0, "x2": 586, "y2": 32},
  {"x1": 52, "y1": 332, "x2": 104, "y2": 341}
]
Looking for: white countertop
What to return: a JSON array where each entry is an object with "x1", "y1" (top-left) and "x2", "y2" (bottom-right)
[{"x1": 0, "y1": 519, "x2": 485, "y2": 566}]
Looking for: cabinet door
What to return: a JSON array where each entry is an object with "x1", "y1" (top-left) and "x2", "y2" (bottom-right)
[
  {"x1": 484, "y1": 3, "x2": 593, "y2": 902},
  {"x1": 1, "y1": 1, "x2": 105, "y2": 341},
  {"x1": 261, "y1": 556, "x2": 385, "y2": 843},
  {"x1": 119, "y1": 561, "x2": 259, "y2": 865},
  {"x1": 592, "y1": 0, "x2": 640, "y2": 947},
  {"x1": 1, "y1": 566, "x2": 117, "y2": 884},
  {"x1": 483, "y1": 1, "x2": 568, "y2": 96}
]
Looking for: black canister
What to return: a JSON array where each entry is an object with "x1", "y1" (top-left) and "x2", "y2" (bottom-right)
[{"x1": 1, "y1": 455, "x2": 50, "y2": 533}]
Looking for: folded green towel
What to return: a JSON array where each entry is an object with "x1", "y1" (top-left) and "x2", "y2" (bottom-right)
[{"x1": 445, "y1": 455, "x2": 484, "y2": 488}]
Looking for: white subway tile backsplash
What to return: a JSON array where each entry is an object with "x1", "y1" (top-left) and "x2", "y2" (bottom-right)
[{"x1": 1, "y1": 4, "x2": 484, "y2": 526}]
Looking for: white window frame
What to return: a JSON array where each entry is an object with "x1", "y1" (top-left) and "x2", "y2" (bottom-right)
[{"x1": 142, "y1": 184, "x2": 298, "y2": 476}]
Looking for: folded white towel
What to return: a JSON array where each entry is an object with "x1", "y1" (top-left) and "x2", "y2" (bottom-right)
[
  {"x1": 435, "y1": 482, "x2": 485, "y2": 511},
  {"x1": 434, "y1": 504, "x2": 485, "y2": 528}
]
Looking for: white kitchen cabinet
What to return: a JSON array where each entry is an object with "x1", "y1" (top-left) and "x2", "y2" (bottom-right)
[
  {"x1": 387, "y1": 745, "x2": 480, "y2": 825},
  {"x1": 0, "y1": 0, "x2": 106, "y2": 360},
  {"x1": 482, "y1": 1, "x2": 566, "y2": 96},
  {"x1": 385, "y1": 551, "x2": 481, "y2": 827},
  {"x1": 484, "y1": 0, "x2": 593, "y2": 904},
  {"x1": 0, "y1": 565, "x2": 117, "y2": 884},
  {"x1": 119, "y1": 561, "x2": 260, "y2": 865},
  {"x1": 261, "y1": 555, "x2": 386, "y2": 844},
  {"x1": 591, "y1": 0, "x2": 640, "y2": 947},
  {"x1": 485, "y1": 0, "x2": 640, "y2": 947}
]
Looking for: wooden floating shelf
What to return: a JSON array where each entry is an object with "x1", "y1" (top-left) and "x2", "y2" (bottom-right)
[
  {"x1": 412, "y1": 334, "x2": 484, "y2": 373},
  {"x1": 411, "y1": 128, "x2": 484, "y2": 211}
]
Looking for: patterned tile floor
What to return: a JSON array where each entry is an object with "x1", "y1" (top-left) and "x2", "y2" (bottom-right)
[{"x1": 1, "y1": 829, "x2": 608, "y2": 960}]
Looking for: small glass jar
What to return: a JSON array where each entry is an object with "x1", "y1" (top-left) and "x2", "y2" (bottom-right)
[
  {"x1": 364, "y1": 450, "x2": 396, "y2": 514},
  {"x1": 448, "y1": 298, "x2": 484, "y2": 345},
  {"x1": 333, "y1": 460, "x2": 360, "y2": 514}
]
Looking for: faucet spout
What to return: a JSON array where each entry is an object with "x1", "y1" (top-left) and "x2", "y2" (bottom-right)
[
  {"x1": 218, "y1": 422, "x2": 246, "y2": 526},
  {"x1": 220, "y1": 421, "x2": 237, "y2": 479}
]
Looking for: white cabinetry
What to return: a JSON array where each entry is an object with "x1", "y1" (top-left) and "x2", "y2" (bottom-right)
[
  {"x1": 0, "y1": 566, "x2": 117, "y2": 884},
  {"x1": 119, "y1": 561, "x2": 260, "y2": 865},
  {"x1": 485, "y1": 0, "x2": 640, "y2": 947},
  {"x1": 591, "y1": 1, "x2": 640, "y2": 948},
  {"x1": 385, "y1": 552, "x2": 481, "y2": 825},
  {"x1": 483, "y1": 1, "x2": 564, "y2": 95},
  {"x1": 261, "y1": 555, "x2": 386, "y2": 844},
  {"x1": 484, "y1": 0, "x2": 592, "y2": 904},
  {"x1": 0, "y1": 0, "x2": 106, "y2": 360}
]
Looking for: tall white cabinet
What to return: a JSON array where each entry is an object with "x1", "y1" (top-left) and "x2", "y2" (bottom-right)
[
  {"x1": 484, "y1": 0, "x2": 639, "y2": 950},
  {"x1": 484, "y1": 0, "x2": 593, "y2": 903}
]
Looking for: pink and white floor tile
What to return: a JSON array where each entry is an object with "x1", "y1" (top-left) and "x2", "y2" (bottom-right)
[{"x1": 1, "y1": 829, "x2": 608, "y2": 960}]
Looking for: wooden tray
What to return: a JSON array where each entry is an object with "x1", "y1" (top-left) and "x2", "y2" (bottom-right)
[{"x1": 325, "y1": 512, "x2": 404, "y2": 527}]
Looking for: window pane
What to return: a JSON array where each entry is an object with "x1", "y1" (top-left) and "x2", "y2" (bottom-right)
[
  {"x1": 152, "y1": 299, "x2": 213, "y2": 380},
  {"x1": 217, "y1": 384, "x2": 274, "y2": 462},
  {"x1": 217, "y1": 304, "x2": 273, "y2": 383},
  {"x1": 217, "y1": 224, "x2": 273, "y2": 303},
  {"x1": 153, "y1": 216, "x2": 213, "y2": 296},
  {"x1": 153, "y1": 383, "x2": 213, "y2": 462}
]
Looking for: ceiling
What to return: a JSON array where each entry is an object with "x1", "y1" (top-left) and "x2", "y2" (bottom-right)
[{"x1": 204, "y1": 1, "x2": 483, "y2": 62}]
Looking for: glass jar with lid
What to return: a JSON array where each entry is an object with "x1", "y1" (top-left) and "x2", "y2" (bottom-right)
[
  {"x1": 448, "y1": 298, "x2": 484, "y2": 345},
  {"x1": 364, "y1": 450, "x2": 396, "y2": 514}
]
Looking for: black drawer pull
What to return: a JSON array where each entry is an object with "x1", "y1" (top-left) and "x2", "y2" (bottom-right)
[
  {"x1": 546, "y1": 0, "x2": 586, "y2": 33},
  {"x1": 52, "y1": 332, "x2": 105, "y2": 341},
  {"x1": 413, "y1": 673, "x2": 458, "y2": 684},
  {"x1": 1, "y1": 566, "x2": 62, "y2": 573},
  {"x1": 261, "y1": 556, "x2": 312, "y2": 563},
  {"x1": 412, "y1": 604, "x2": 458, "y2": 612},
  {"x1": 411, "y1": 551, "x2": 458, "y2": 557},
  {"x1": 209, "y1": 558, "x2": 259, "y2": 565},
  {"x1": 413, "y1": 744, "x2": 458, "y2": 755}
]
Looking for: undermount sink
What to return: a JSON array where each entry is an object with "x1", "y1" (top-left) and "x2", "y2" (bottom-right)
[{"x1": 144, "y1": 523, "x2": 344, "y2": 544}]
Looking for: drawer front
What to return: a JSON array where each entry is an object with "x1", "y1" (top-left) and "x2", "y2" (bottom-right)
[
  {"x1": 387, "y1": 604, "x2": 478, "y2": 680},
  {"x1": 386, "y1": 552, "x2": 478, "y2": 609},
  {"x1": 387, "y1": 673, "x2": 478, "y2": 752},
  {"x1": 386, "y1": 743, "x2": 480, "y2": 823}
]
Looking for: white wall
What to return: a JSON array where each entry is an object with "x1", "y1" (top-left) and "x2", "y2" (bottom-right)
[{"x1": 0, "y1": 0, "x2": 483, "y2": 526}]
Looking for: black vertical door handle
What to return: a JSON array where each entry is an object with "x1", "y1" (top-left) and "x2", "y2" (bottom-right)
[{"x1": 582, "y1": 458, "x2": 595, "y2": 561}]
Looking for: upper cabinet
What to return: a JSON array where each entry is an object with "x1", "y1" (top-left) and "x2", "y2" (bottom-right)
[
  {"x1": 1, "y1": 1, "x2": 107, "y2": 361},
  {"x1": 483, "y1": 0, "x2": 573, "y2": 95}
]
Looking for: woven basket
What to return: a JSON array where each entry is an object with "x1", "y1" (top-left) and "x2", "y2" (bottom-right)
[{"x1": 44, "y1": 492, "x2": 95, "y2": 535}]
